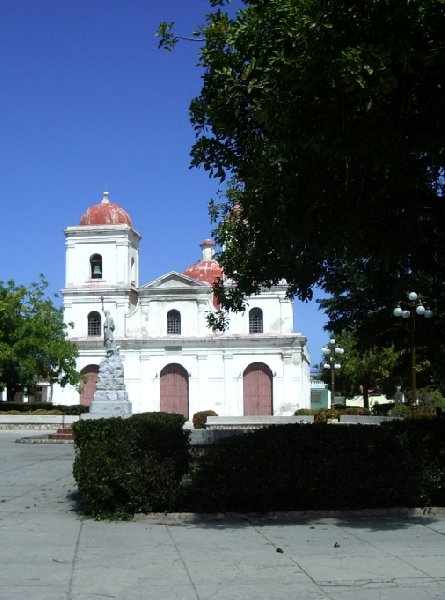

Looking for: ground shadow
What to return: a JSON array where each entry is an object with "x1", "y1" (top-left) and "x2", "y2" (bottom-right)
[{"x1": 133, "y1": 509, "x2": 444, "y2": 532}]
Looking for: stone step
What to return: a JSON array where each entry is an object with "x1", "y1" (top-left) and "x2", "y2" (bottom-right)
[{"x1": 48, "y1": 427, "x2": 75, "y2": 441}]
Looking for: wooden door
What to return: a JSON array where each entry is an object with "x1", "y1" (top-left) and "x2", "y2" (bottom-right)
[
  {"x1": 160, "y1": 363, "x2": 189, "y2": 418},
  {"x1": 243, "y1": 362, "x2": 273, "y2": 415},
  {"x1": 79, "y1": 364, "x2": 99, "y2": 406}
]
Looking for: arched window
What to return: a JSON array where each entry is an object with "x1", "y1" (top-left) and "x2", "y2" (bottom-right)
[
  {"x1": 249, "y1": 308, "x2": 263, "y2": 333},
  {"x1": 167, "y1": 310, "x2": 181, "y2": 334},
  {"x1": 90, "y1": 254, "x2": 102, "y2": 279},
  {"x1": 88, "y1": 311, "x2": 101, "y2": 336}
]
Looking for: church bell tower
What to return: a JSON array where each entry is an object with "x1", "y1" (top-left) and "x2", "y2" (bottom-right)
[{"x1": 62, "y1": 192, "x2": 141, "y2": 341}]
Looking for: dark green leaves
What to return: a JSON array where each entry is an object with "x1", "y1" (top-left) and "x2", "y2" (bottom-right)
[{"x1": 0, "y1": 275, "x2": 81, "y2": 399}]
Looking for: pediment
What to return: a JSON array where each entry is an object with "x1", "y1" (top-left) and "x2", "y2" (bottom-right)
[{"x1": 142, "y1": 271, "x2": 210, "y2": 289}]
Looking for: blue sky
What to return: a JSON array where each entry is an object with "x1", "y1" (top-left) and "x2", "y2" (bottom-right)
[{"x1": 0, "y1": 0, "x2": 328, "y2": 366}]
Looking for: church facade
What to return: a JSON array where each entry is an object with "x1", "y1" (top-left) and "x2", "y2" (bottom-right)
[{"x1": 55, "y1": 193, "x2": 311, "y2": 419}]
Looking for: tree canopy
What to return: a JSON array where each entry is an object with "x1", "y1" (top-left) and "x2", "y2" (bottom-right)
[
  {"x1": 319, "y1": 257, "x2": 445, "y2": 392},
  {"x1": 0, "y1": 276, "x2": 81, "y2": 401},
  {"x1": 318, "y1": 328, "x2": 401, "y2": 408},
  {"x1": 159, "y1": 0, "x2": 445, "y2": 326}
]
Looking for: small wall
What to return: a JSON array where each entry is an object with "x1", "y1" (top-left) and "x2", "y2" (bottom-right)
[
  {"x1": 339, "y1": 415, "x2": 402, "y2": 425},
  {"x1": 205, "y1": 415, "x2": 314, "y2": 429},
  {"x1": 0, "y1": 414, "x2": 103, "y2": 430}
]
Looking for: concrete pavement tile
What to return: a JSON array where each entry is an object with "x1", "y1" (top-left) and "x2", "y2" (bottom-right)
[
  {"x1": 426, "y1": 520, "x2": 445, "y2": 534},
  {"x1": 0, "y1": 587, "x2": 69, "y2": 600},
  {"x1": 184, "y1": 559, "x2": 308, "y2": 585},
  {"x1": 402, "y1": 555, "x2": 445, "y2": 578},
  {"x1": 296, "y1": 554, "x2": 425, "y2": 582},
  {"x1": 70, "y1": 564, "x2": 193, "y2": 597},
  {"x1": 0, "y1": 560, "x2": 72, "y2": 588},
  {"x1": 70, "y1": 584, "x2": 200, "y2": 600},
  {"x1": 195, "y1": 582, "x2": 327, "y2": 599},
  {"x1": 323, "y1": 580, "x2": 445, "y2": 600},
  {"x1": 253, "y1": 522, "x2": 384, "y2": 557},
  {"x1": 169, "y1": 523, "x2": 282, "y2": 558},
  {"x1": 74, "y1": 522, "x2": 176, "y2": 569},
  {"x1": 338, "y1": 519, "x2": 445, "y2": 553}
]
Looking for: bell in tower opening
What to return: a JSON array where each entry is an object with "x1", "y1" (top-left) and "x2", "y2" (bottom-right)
[{"x1": 90, "y1": 254, "x2": 102, "y2": 279}]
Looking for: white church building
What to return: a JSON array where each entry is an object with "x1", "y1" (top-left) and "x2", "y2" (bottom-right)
[{"x1": 55, "y1": 192, "x2": 311, "y2": 418}]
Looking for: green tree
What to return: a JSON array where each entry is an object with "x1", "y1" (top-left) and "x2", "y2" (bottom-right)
[
  {"x1": 0, "y1": 276, "x2": 81, "y2": 402},
  {"x1": 159, "y1": 0, "x2": 445, "y2": 328},
  {"x1": 322, "y1": 329, "x2": 400, "y2": 409},
  {"x1": 319, "y1": 258, "x2": 444, "y2": 394}
]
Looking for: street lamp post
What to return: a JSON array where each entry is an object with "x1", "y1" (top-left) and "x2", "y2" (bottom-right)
[
  {"x1": 322, "y1": 339, "x2": 345, "y2": 411},
  {"x1": 393, "y1": 292, "x2": 432, "y2": 411}
]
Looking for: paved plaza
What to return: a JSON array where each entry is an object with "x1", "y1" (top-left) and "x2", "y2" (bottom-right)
[{"x1": 0, "y1": 429, "x2": 444, "y2": 600}]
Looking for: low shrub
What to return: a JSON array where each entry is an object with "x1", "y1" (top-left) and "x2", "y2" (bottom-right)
[
  {"x1": 182, "y1": 424, "x2": 415, "y2": 512},
  {"x1": 389, "y1": 404, "x2": 410, "y2": 417},
  {"x1": 193, "y1": 410, "x2": 218, "y2": 429},
  {"x1": 381, "y1": 419, "x2": 445, "y2": 506},
  {"x1": 0, "y1": 402, "x2": 53, "y2": 412},
  {"x1": 418, "y1": 388, "x2": 445, "y2": 414},
  {"x1": 72, "y1": 413, "x2": 445, "y2": 518},
  {"x1": 181, "y1": 420, "x2": 445, "y2": 513},
  {"x1": 28, "y1": 409, "x2": 62, "y2": 415},
  {"x1": 0, "y1": 402, "x2": 88, "y2": 415},
  {"x1": 72, "y1": 412, "x2": 190, "y2": 519},
  {"x1": 295, "y1": 407, "x2": 370, "y2": 424},
  {"x1": 59, "y1": 405, "x2": 90, "y2": 415},
  {"x1": 372, "y1": 402, "x2": 395, "y2": 415}
]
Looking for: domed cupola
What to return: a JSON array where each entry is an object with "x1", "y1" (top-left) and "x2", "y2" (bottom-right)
[
  {"x1": 184, "y1": 239, "x2": 223, "y2": 285},
  {"x1": 80, "y1": 192, "x2": 132, "y2": 226}
]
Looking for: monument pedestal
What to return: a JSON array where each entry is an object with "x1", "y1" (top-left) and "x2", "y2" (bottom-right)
[{"x1": 90, "y1": 353, "x2": 132, "y2": 415}]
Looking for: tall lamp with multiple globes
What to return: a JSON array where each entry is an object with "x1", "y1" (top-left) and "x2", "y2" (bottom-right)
[
  {"x1": 322, "y1": 339, "x2": 345, "y2": 411},
  {"x1": 393, "y1": 292, "x2": 432, "y2": 410}
]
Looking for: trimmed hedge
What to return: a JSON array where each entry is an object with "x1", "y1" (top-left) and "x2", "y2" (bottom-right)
[
  {"x1": 182, "y1": 420, "x2": 445, "y2": 513},
  {"x1": 72, "y1": 417, "x2": 445, "y2": 518},
  {"x1": 0, "y1": 402, "x2": 88, "y2": 415},
  {"x1": 72, "y1": 412, "x2": 190, "y2": 519}
]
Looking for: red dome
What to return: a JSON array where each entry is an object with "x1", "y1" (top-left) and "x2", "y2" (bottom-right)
[
  {"x1": 184, "y1": 261, "x2": 223, "y2": 284},
  {"x1": 184, "y1": 240, "x2": 223, "y2": 285},
  {"x1": 80, "y1": 192, "x2": 132, "y2": 226}
]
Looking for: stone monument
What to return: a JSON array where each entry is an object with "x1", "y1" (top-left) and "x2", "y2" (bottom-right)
[{"x1": 90, "y1": 309, "x2": 132, "y2": 415}]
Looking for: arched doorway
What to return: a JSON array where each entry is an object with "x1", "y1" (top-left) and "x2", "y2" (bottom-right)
[
  {"x1": 79, "y1": 364, "x2": 99, "y2": 406},
  {"x1": 160, "y1": 363, "x2": 189, "y2": 418},
  {"x1": 243, "y1": 362, "x2": 273, "y2": 415}
]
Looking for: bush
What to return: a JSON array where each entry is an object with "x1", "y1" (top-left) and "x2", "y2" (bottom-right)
[
  {"x1": 183, "y1": 424, "x2": 410, "y2": 512},
  {"x1": 0, "y1": 402, "x2": 52, "y2": 412},
  {"x1": 372, "y1": 402, "x2": 395, "y2": 415},
  {"x1": 418, "y1": 389, "x2": 445, "y2": 414},
  {"x1": 193, "y1": 410, "x2": 218, "y2": 429},
  {"x1": 389, "y1": 404, "x2": 410, "y2": 417},
  {"x1": 72, "y1": 413, "x2": 445, "y2": 518},
  {"x1": 72, "y1": 412, "x2": 190, "y2": 519},
  {"x1": 181, "y1": 420, "x2": 445, "y2": 513},
  {"x1": 0, "y1": 402, "x2": 88, "y2": 415},
  {"x1": 295, "y1": 407, "x2": 370, "y2": 424},
  {"x1": 59, "y1": 404, "x2": 90, "y2": 415},
  {"x1": 381, "y1": 419, "x2": 445, "y2": 506}
]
